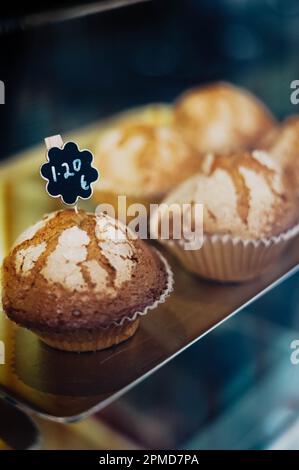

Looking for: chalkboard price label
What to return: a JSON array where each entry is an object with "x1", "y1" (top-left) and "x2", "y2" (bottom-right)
[{"x1": 41, "y1": 139, "x2": 99, "y2": 205}]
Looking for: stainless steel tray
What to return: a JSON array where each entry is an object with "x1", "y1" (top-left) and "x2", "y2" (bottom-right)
[{"x1": 0, "y1": 121, "x2": 298, "y2": 422}]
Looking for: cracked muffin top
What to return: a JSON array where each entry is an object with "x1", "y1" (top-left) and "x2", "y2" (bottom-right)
[
  {"x1": 174, "y1": 82, "x2": 276, "y2": 154},
  {"x1": 158, "y1": 150, "x2": 298, "y2": 239},
  {"x1": 259, "y1": 115, "x2": 299, "y2": 196},
  {"x1": 94, "y1": 121, "x2": 201, "y2": 198},
  {"x1": 2, "y1": 210, "x2": 169, "y2": 331}
]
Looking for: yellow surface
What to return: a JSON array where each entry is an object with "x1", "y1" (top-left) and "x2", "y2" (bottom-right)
[{"x1": 34, "y1": 416, "x2": 138, "y2": 450}]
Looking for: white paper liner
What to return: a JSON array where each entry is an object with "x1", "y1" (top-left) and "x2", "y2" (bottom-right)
[
  {"x1": 101, "y1": 248, "x2": 174, "y2": 328},
  {"x1": 157, "y1": 222, "x2": 299, "y2": 282}
]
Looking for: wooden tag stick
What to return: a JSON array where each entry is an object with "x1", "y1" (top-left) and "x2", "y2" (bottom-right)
[
  {"x1": 44, "y1": 134, "x2": 78, "y2": 213},
  {"x1": 44, "y1": 134, "x2": 64, "y2": 151}
]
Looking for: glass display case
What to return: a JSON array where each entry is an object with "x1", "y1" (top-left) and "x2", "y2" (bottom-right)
[{"x1": 1, "y1": 0, "x2": 299, "y2": 450}]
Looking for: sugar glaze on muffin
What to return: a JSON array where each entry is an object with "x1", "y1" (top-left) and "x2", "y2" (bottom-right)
[{"x1": 259, "y1": 115, "x2": 299, "y2": 197}]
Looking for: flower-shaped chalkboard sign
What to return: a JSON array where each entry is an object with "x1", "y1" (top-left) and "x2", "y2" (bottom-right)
[{"x1": 41, "y1": 137, "x2": 99, "y2": 205}]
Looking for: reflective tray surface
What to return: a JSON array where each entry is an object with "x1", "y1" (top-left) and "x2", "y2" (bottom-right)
[{"x1": 0, "y1": 123, "x2": 298, "y2": 421}]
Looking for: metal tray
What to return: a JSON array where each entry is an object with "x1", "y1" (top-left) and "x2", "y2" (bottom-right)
[{"x1": 0, "y1": 121, "x2": 298, "y2": 422}]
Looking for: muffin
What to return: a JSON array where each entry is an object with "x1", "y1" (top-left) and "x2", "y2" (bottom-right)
[
  {"x1": 50, "y1": 104, "x2": 174, "y2": 211},
  {"x1": 93, "y1": 121, "x2": 201, "y2": 219},
  {"x1": 259, "y1": 115, "x2": 299, "y2": 197},
  {"x1": 151, "y1": 150, "x2": 299, "y2": 281},
  {"x1": 2, "y1": 210, "x2": 173, "y2": 351},
  {"x1": 174, "y1": 82, "x2": 276, "y2": 154}
]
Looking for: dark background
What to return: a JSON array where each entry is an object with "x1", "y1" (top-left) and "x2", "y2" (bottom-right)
[{"x1": 0, "y1": 0, "x2": 299, "y2": 158}]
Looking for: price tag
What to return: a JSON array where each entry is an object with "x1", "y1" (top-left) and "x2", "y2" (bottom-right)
[{"x1": 41, "y1": 135, "x2": 99, "y2": 205}]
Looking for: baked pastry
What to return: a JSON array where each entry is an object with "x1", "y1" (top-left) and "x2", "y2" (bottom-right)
[
  {"x1": 117, "y1": 103, "x2": 174, "y2": 127},
  {"x1": 2, "y1": 210, "x2": 173, "y2": 351},
  {"x1": 93, "y1": 120, "x2": 201, "y2": 216},
  {"x1": 151, "y1": 150, "x2": 299, "y2": 281},
  {"x1": 259, "y1": 115, "x2": 299, "y2": 197},
  {"x1": 79, "y1": 103, "x2": 174, "y2": 186},
  {"x1": 174, "y1": 82, "x2": 276, "y2": 154}
]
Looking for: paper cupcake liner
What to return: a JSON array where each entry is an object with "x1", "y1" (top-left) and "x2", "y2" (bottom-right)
[
  {"x1": 158, "y1": 223, "x2": 299, "y2": 282},
  {"x1": 107, "y1": 248, "x2": 174, "y2": 328},
  {"x1": 36, "y1": 320, "x2": 140, "y2": 352}
]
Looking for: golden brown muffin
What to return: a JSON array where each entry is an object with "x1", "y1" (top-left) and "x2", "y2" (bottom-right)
[
  {"x1": 93, "y1": 121, "x2": 201, "y2": 210},
  {"x1": 174, "y1": 82, "x2": 276, "y2": 154},
  {"x1": 2, "y1": 210, "x2": 172, "y2": 351},
  {"x1": 259, "y1": 115, "x2": 299, "y2": 197},
  {"x1": 151, "y1": 150, "x2": 299, "y2": 281}
]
